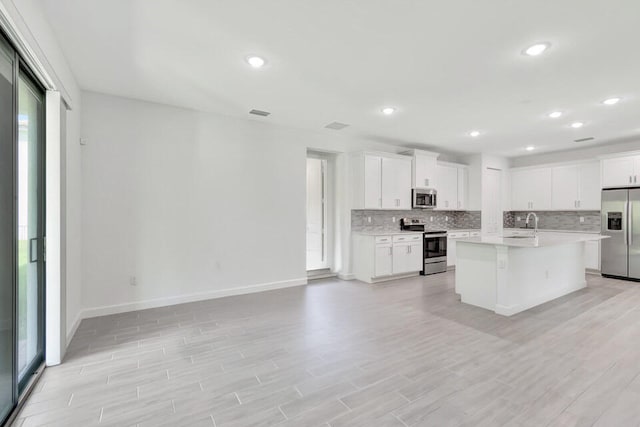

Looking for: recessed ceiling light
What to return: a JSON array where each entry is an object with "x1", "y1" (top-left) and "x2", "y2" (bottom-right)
[
  {"x1": 602, "y1": 97, "x2": 621, "y2": 105},
  {"x1": 246, "y1": 55, "x2": 266, "y2": 68},
  {"x1": 570, "y1": 122, "x2": 584, "y2": 129},
  {"x1": 548, "y1": 111, "x2": 563, "y2": 118},
  {"x1": 381, "y1": 107, "x2": 396, "y2": 115},
  {"x1": 525, "y1": 146, "x2": 535, "y2": 151},
  {"x1": 469, "y1": 130, "x2": 481, "y2": 137},
  {"x1": 523, "y1": 42, "x2": 551, "y2": 56}
]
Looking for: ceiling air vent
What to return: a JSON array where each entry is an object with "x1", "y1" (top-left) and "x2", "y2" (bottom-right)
[
  {"x1": 574, "y1": 137, "x2": 595, "y2": 143},
  {"x1": 325, "y1": 121, "x2": 350, "y2": 130},
  {"x1": 249, "y1": 109, "x2": 270, "y2": 117}
]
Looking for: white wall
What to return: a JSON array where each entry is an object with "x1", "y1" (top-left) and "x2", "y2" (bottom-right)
[
  {"x1": 0, "y1": 0, "x2": 84, "y2": 348},
  {"x1": 511, "y1": 139, "x2": 640, "y2": 168},
  {"x1": 80, "y1": 91, "x2": 403, "y2": 315}
]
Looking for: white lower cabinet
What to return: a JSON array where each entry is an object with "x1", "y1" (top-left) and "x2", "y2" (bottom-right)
[
  {"x1": 374, "y1": 244, "x2": 393, "y2": 277},
  {"x1": 353, "y1": 233, "x2": 423, "y2": 283},
  {"x1": 447, "y1": 232, "x2": 471, "y2": 267}
]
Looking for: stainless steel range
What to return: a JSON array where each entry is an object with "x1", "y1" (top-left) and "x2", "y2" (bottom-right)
[{"x1": 400, "y1": 218, "x2": 447, "y2": 275}]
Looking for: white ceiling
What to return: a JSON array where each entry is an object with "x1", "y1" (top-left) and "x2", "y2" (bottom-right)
[{"x1": 41, "y1": 0, "x2": 640, "y2": 157}]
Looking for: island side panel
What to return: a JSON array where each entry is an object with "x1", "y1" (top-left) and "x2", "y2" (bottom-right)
[
  {"x1": 456, "y1": 242, "x2": 498, "y2": 312},
  {"x1": 496, "y1": 242, "x2": 587, "y2": 316}
]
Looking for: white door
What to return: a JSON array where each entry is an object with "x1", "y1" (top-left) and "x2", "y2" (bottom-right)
[
  {"x1": 602, "y1": 157, "x2": 635, "y2": 188},
  {"x1": 392, "y1": 243, "x2": 410, "y2": 274},
  {"x1": 364, "y1": 155, "x2": 382, "y2": 208},
  {"x1": 408, "y1": 242, "x2": 423, "y2": 271},
  {"x1": 375, "y1": 245, "x2": 393, "y2": 277},
  {"x1": 306, "y1": 158, "x2": 327, "y2": 270},
  {"x1": 552, "y1": 165, "x2": 579, "y2": 210},
  {"x1": 578, "y1": 162, "x2": 601, "y2": 210},
  {"x1": 381, "y1": 157, "x2": 411, "y2": 209}
]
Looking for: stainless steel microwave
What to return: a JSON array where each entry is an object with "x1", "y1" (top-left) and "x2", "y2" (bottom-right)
[{"x1": 412, "y1": 188, "x2": 437, "y2": 209}]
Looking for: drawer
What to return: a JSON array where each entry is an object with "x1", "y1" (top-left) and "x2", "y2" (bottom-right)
[
  {"x1": 374, "y1": 236, "x2": 392, "y2": 244},
  {"x1": 448, "y1": 232, "x2": 470, "y2": 239},
  {"x1": 469, "y1": 232, "x2": 481, "y2": 237},
  {"x1": 393, "y1": 234, "x2": 422, "y2": 243}
]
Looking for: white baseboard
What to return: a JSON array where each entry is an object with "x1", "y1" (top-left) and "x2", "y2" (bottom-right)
[
  {"x1": 337, "y1": 272, "x2": 355, "y2": 280},
  {"x1": 495, "y1": 280, "x2": 587, "y2": 316},
  {"x1": 78, "y1": 277, "x2": 308, "y2": 321},
  {"x1": 66, "y1": 311, "x2": 83, "y2": 345}
]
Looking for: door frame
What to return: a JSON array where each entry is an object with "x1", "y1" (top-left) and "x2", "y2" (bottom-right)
[{"x1": 306, "y1": 151, "x2": 335, "y2": 272}]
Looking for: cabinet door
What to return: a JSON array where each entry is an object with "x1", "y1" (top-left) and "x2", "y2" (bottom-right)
[
  {"x1": 634, "y1": 156, "x2": 640, "y2": 185},
  {"x1": 456, "y1": 168, "x2": 467, "y2": 210},
  {"x1": 551, "y1": 165, "x2": 579, "y2": 210},
  {"x1": 578, "y1": 162, "x2": 601, "y2": 210},
  {"x1": 530, "y1": 168, "x2": 552, "y2": 210},
  {"x1": 510, "y1": 170, "x2": 531, "y2": 210},
  {"x1": 374, "y1": 245, "x2": 393, "y2": 277},
  {"x1": 396, "y1": 158, "x2": 412, "y2": 209},
  {"x1": 381, "y1": 157, "x2": 412, "y2": 209},
  {"x1": 602, "y1": 157, "x2": 634, "y2": 188},
  {"x1": 414, "y1": 154, "x2": 437, "y2": 188},
  {"x1": 392, "y1": 243, "x2": 408, "y2": 274},
  {"x1": 435, "y1": 165, "x2": 457, "y2": 210},
  {"x1": 364, "y1": 155, "x2": 382, "y2": 208},
  {"x1": 407, "y1": 242, "x2": 423, "y2": 272}
]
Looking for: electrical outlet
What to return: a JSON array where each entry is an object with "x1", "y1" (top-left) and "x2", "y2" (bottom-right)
[
  {"x1": 430, "y1": 216, "x2": 433, "y2": 222},
  {"x1": 392, "y1": 217, "x2": 396, "y2": 223},
  {"x1": 580, "y1": 216, "x2": 585, "y2": 223},
  {"x1": 367, "y1": 216, "x2": 372, "y2": 223},
  {"x1": 445, "y1": 216, "x2": 449, "y2": 222},
  {"x1": 517, "y1": 216, "x2": 521, "y2": 221},
  {"x1": 130, "y1": 276, "x2": 137, "y2": 286}
]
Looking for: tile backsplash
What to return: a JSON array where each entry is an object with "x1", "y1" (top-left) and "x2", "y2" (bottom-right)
[
  {"x1": 504, "y1": 211, "x2": 601, "y2": 232},
  {"x1": 351, "y1": 210, "x2": 481, "y2": 232}
]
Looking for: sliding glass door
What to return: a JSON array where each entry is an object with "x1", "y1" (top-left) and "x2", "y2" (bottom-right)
[
  {"x1": 0, "y1": 36, "x2": 15, "y2": 425},
  {"x1": 0, "y1": 31, "x2": 45, "y2": 425},
  {"x1": 17, "y1": 71, "x2": 45, "y2": 388}
]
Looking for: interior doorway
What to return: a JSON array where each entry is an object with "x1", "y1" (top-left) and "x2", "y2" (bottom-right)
[{"x1": 306, "y1": 152, "x2": 333, "y2": 273}]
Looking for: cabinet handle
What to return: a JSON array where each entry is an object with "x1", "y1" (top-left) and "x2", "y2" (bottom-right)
[
  {"x1": 389, "y1": 247, "x2": 392, "y2": 256},
  {"x1": 379, "y1": 198, "x2": 382, "y2": 207},
  {"x1": 578, "y1": 200, "x2": 581, "y2": 208},
  {"x1": 635, "y1": 176, "x2": 637, "y2": 183},
  {"x1": 407, "y1": 246, "x2": 410, "y2": 254},
  {"x1": 630, "y1": 176, "x2": 633, "y2": 184}
]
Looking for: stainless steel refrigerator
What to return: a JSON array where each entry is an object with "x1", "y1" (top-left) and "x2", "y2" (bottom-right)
[{"x1": 601, "y1": 188, "x2": 640, "y2": 280}]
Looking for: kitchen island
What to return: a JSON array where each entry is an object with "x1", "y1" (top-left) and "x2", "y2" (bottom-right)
[{"x1": 455, "y1": 232, "x2": 608, "y2": 316}]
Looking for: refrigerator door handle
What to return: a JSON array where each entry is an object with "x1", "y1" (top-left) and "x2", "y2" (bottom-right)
[
  {"x1": 630, "y1": 201, "x2": 633, "y2": 246},
  {"x1": 625, "y1": 201, "x2": 629, "y2": 245}
]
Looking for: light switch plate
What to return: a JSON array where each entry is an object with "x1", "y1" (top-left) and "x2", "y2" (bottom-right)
[
  {"x1": 580, "y1": 217, "x2": 585, "y2": 223},
  {"x1": 367, "y1": 216, "x2": 371, "y2": 223}
]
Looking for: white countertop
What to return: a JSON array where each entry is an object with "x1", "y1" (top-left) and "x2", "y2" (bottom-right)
[
  {"x1": 505, "y1": 228, "x2": 601, "y2": 234},
  {"x1": 455, "y1": 232, "x2": 608, "y2": 248},
  {"x1": 352, "y1": 230, "x2": 424, "y2": 236}
]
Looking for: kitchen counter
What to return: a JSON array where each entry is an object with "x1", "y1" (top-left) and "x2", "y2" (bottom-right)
[
  {"x1": 455, "y1": 232, "x2": 608, "y2": 316},
  {"x1": 351, "y1": 230, "x2": 424, "y2": 236},
  {"x1": 456, "y1": 233, "x2": 607, "y2": 248}
]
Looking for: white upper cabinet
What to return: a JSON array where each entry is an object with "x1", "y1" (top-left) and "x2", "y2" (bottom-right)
[
  {"x1": 434, "y1": 164, "x2": 458, "y2": 210},
  {"x1": 350, "y1": 152, "x2": 411, "y2": 210},
  {"x1": 457, "y1": 167, "x2": 468, "y2": 210},
  {"x1": 577, "y1": 161, "x2": 601, "y2": 210},
  {"x1": 381, "y1": 157, "x2": 412, "y2": 209},
  {"x1": 510, "y1": 168, "x2": 552, "y2": 210},
  {"x1": 551, "y1": 165, "x2": 580, "y2": 210},
  {"x1": 551, "y1": 162, "x2": 600, "y2": 210},
  {"x1": 363, "y1": 154, "x2": 382, "y2": 208},
  {"x1": 412, "y1": 153, "x2": 438, "y2": 188},
  {"x1": 602, "y1": 155, "x2": 640, "y2": 188}
]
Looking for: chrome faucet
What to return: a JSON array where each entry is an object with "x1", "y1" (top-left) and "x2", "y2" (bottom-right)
[{"x1": 525, "y1": 212, "x2": 539, "y2": 235}]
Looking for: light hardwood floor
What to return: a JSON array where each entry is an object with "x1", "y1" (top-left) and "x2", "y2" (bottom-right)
[{"x1": 13, "y1": 272, "x2": 640, "y2": 427}]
